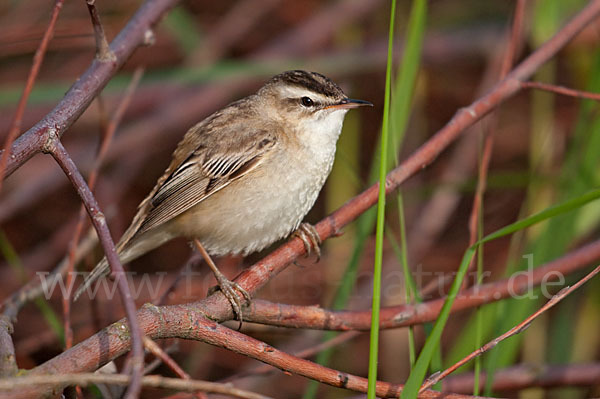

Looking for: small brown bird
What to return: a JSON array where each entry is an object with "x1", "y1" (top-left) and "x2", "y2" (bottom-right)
[{"x1": 75, "y1": 70, "x2": 371, "y2": 320}]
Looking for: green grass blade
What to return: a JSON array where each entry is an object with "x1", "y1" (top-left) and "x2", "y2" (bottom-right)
[
  {"x1": 401, "y1": 188, "x2": 600, "y2": 398},
  {"x1": 367, "y1": 0, "x2": 397, "y2": 397},
  {"x1": 305, "y1": 0, "x2": 426, "y2": 393},
  {"x1": 480, "y1": 188, "x2": 600, "y2": 245},
  {"x1": 390, "y1": 0, "x2": 427, "y2": 145},
  {"x1": 389, "y1": 0, "x2": 427, "y2": 372}
]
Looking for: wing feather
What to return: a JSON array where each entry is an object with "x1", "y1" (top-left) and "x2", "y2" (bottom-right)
[{"x1": 136, "y1": 133, "x2": 276, "y2": 235}]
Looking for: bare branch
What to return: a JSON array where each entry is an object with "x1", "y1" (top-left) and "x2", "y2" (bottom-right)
[
  {"x1": 444, "y1": 363, "x2": 600, "y2": 393},
  {"x1": 522, "y1": 80, "x2": 600, "y2": 101},
  {"x1": 142, "y1": 336, "x2": 190, "y2": 380},
  {"x1": 62, "y1": 68, "x2": 144, "y2": 350},
  {"x1": 224, "y1": 331, "x2": 361, "y2": 382},
  {"x1": 242, "y1": 238, "x2": 600, "y2": 330},
  {"x1": 22, "y1": 305, "x2": 482, "y2": 399},
  {"x1": 47, "y1": 140, "x2": 144, "y2": 399}
]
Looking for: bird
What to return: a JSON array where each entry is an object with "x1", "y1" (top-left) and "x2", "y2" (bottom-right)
[{"x1": 74, "y1": 70, "x2": 372, "y2": 321}]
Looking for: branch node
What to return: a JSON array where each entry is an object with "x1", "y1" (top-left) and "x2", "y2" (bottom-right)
[
  {"x1": 86, "y1": 0, "x2": 116, "y2": 62},
  {"x1": 143, "y1": 29, "x2": 156, "y2": 46},
  {"x1": 41, "y1": 127, "x2": 59, "y2": 154}
]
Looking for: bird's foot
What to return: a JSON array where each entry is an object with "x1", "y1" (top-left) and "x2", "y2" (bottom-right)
[
  {"x1": 208, "y1": 269, "x2": 251, "y2": 329},
  {"x1": 292, "y1": 222, "x2": 322, "y2": 261},
  {"x1": 193, "y1": 239, "x2": 250, "y2": 329}
]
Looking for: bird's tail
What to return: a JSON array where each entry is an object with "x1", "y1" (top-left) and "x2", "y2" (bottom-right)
[
  {"x1": 73, "y1": 256, "x2": 110, "y2": 300},
  {"x1": 73, "y1": 227, "x2": 176, "y2": 301}
]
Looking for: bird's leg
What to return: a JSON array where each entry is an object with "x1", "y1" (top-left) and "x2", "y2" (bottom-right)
[
  {"x1": 192, "y1": 239, "x2": 251, "y2": 327},
  {"x1": 292, "y1": 222, "x2": 322, "y2": 261}
]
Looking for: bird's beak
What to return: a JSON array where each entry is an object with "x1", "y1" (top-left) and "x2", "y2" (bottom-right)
[{"x1": 326, "y1": 98, "x2": 373, "y2": 110}]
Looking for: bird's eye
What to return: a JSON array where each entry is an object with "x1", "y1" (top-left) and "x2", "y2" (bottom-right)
[{"x1": 301, "y1": 96, "x2": 314, "y2": 107}]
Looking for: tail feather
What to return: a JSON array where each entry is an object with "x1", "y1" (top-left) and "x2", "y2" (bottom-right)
[
  {"x1": 73, "y1": 226, "x2": 176, "y2": 301},
  {"x1": 73, "y1": 257, "x2": 110, "y2": 300}
]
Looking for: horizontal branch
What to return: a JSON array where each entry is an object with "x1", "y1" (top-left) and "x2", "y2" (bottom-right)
[
  {"x1": 243, "y1": 238, "x2": 600, "y2": 330},
  {"x1": 21, "y1": 304, "x2": 481, "y2": 399}
]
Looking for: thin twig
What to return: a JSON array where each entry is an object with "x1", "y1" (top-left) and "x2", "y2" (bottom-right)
[
  {"x1": 47, "y1": 140, "x2": 144, "y2": 399},
  {"x1": 0, "y1": 373, "x2": 272, "y2": 399},
  {"x1": 444, "y1": 363, "x2": 600, "y2": 393},
  {"x1": 85, "y1": 0, "x2": 115, "y2": 61},
  {"x1": 464, "y1": 0, "x2": 526, "y2": 282},
  {"x1": 419, "y1": 263, "x2": 600, "y2": 392},
  {"x1": 0, "y1": 0, "x2": 64, "y2": 192},
  {"x1": 522, "y1": 80, "x2": 600, "y2": 101},
  {"x1": 143, "y1": 336, "x2": 190, "y2": 379}
]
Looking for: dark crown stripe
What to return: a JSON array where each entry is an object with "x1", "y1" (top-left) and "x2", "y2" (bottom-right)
[{"x1": 269, "y1": 70, "x2": 344, "y2": 99}]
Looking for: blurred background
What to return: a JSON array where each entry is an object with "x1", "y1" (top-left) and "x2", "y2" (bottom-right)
[{"x1": 1, "y1": 0, "x2": 599, "y2": 397}]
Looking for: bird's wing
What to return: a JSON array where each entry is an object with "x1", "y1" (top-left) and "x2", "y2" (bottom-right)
[{"x1": 135, "y1": 130, "x2": 277, "y2": 236}]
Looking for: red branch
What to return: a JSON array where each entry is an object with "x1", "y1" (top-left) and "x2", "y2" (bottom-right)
[
  {"x1": 62, "y1": 68, "x2": 144, "y2": 351},
  {"x1": 522, "y1": 80, "x2": 600, "y2": 101},
  {"x1": 23, "y1": 303, "x2": 480, "y2": 399},
  {"x1": 242, "y1": 238, "x2": 600, "y2": 330},
  {"x1": 444, "y1": 363, "x2": 600, "y2": 393},
  {"x1": 86, "y1": 0, "x2": 115, "y2": 61},
  {"x1": 0, "y1": 0, "x2": 65, "y2": 192}
]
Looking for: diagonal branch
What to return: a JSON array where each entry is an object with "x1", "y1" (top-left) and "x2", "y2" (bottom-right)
[
  {"x1": 192, "y1": 0, "x2": 600, "y2": 324},
  {"x1": 0, "y1": 0, "x2": 179, "y2": 179},
  {"x1": 521, "y1": 80, "x2": 600, "y2": 101},
  {"x1": 46, "y1": 140, "x2": 144, "y2": 399},
  {"x1": 419, "y1": 262, "x2": 600, "y2": 392}
]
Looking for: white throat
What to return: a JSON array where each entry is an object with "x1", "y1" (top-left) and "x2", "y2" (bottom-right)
[{"x1": 298, "y1": 109, "x2": 347, "y2": 155}]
